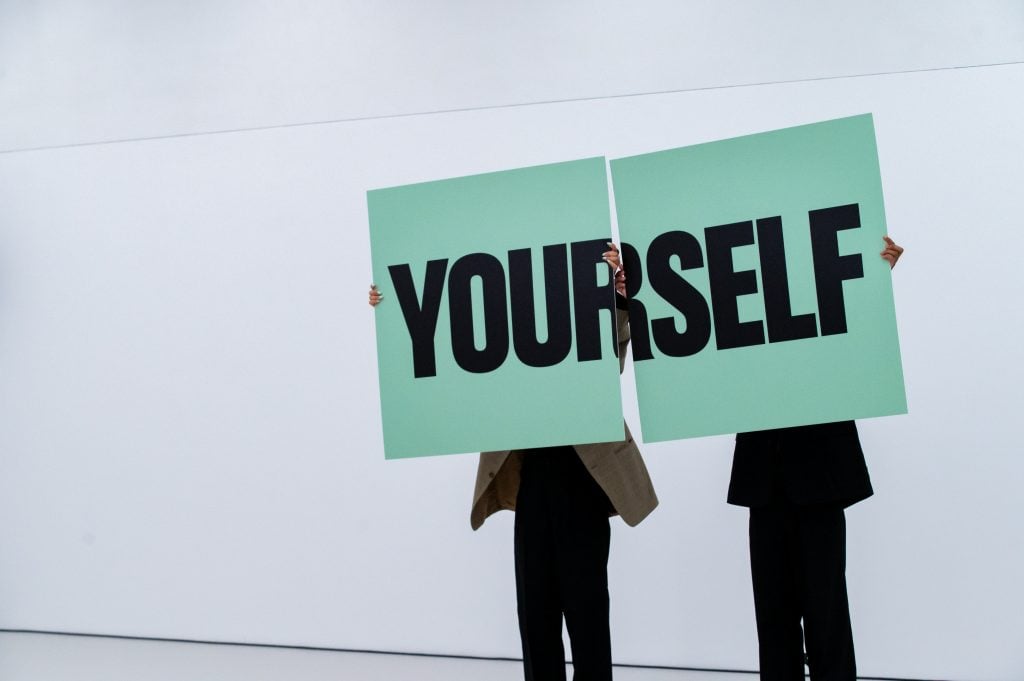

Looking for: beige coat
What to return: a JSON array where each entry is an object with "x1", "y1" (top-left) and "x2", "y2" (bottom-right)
[{"x1": 470, "y1": 308, "x2": 658, "y2": 530}]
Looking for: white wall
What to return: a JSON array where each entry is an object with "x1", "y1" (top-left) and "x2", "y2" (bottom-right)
[{"x1": 1, "y1": 3, "x2": 1022, "y2": 680}]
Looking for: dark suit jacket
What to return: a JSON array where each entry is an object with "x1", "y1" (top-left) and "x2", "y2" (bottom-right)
[{"x1": 727, "y1": 420, "x2": 873, "y2": 509}]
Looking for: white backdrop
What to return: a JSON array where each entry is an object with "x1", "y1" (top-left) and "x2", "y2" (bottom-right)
[{"x1": 1, "y1": 3, "x2": 1023, "y2": 680}]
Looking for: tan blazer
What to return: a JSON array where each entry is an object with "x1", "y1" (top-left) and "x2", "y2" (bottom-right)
[{"x1": 471, "y1": 308, "x2": 658, "y2": 530}]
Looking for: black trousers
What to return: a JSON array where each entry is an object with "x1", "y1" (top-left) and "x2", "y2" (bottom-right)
[
  {"x1": 749, "y1": 502, "x2": 856, "y2": 681},
  {"x1": 514, "y1": 447, "x2": 613, "y2": 681}
]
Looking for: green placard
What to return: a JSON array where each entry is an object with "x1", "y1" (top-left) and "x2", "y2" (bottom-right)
[
  {"x1": 609, "y1": 114, "x2": 907, "y2": 441},
  {"x1": 368, "y1": 158, "x2": 625, "y2": 459}
]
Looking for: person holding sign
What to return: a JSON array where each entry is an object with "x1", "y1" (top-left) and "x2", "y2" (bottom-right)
[
  {"x1": 369, "y1": 243, "x2": 658, "y2": 681},
  {"x1": 727, "y1": 237, "x2": 904, "y2": 681}
]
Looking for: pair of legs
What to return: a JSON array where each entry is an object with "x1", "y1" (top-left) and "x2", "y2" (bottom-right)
[
  {"x1": 514, "y1": 447, "x2": 613, "y2": 681},
  {"x1": 748, "y1": 501, "x2": 856, "y2": 681}
]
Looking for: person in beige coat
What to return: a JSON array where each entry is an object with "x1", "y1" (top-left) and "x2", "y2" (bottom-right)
[{"x1": 370, "y1": 243, "x2": 656, "y2": 681}]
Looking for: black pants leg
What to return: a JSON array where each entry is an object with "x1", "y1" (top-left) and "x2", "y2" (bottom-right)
[
  {"x1": 514, "y1": 448, "x2": 612, "y2": 681},
  {"x1": 515, "y1": 456, "x2": 566, "y2": 681},
  {"x1": 557, "y1": 454, "x2": 612, "y2": 681},
  {"x1": 749, "y1": 503, "x2": 806, "y2": 681},
  {"x1": 749, "y1": 502, "x2": 855, "y2": 681},
  {"x1": 796, "y1": 505, "x2": 855, "y2": 681}
]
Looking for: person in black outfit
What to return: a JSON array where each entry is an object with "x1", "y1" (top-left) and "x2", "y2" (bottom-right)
[
  {"x1": 727, "y1": 237, "x2": 904, "y2": 681},
  {"x1": 371, "y1": 244, "x2": 658, "y2": 681}
]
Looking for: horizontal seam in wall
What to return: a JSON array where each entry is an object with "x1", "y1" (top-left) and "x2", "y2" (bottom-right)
[{"x1": 1, "y1": 59, "x2": 1021, "y2": 156}]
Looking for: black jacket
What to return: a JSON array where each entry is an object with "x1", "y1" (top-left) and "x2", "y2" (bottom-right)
[{"x1": 727, "y1": 420, "x2": 873, "y2": 508}]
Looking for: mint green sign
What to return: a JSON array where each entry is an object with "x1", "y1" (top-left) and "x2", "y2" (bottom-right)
[
  {"x1": 368, "y1": 158, "x2": 625, "y2": 459},
  {"x1": 609, "y1": 114, "x2": 907, "y2": 441}
]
